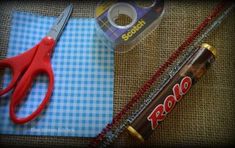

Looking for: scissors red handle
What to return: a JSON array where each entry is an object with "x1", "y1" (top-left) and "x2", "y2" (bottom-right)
[{"x1": 0, "y1": 37, "x2": 55, "y2": 124}]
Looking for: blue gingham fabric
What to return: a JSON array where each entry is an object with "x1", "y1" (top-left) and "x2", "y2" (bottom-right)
[{"x1": 0, "y1": 11, "x2": 114, "y2": 137}]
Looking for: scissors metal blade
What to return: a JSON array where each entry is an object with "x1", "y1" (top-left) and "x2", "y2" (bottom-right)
[{"x1": 47, "y1": 4, "x2": 73, "y2": 41}]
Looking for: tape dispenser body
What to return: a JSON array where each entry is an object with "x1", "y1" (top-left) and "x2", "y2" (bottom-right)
[{"x1": 96, "y1": 0, "x2": 165, "y2": 52}]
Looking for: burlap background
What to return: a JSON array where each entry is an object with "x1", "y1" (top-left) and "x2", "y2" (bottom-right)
[{"x1": 0, "y1": 0, "x2": 234, "y2": 147}]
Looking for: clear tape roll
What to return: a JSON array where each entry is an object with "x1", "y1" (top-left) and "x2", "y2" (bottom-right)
[{"x1": 95, "y1": 0, "x2": 165, "y2": 52}]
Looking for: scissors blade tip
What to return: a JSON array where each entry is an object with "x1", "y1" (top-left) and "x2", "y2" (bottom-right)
[
  {"x1": 47, "y1": 4, "x2": 73, "y2": 41},
  {"x1": 65, "y1": 4, "x2": 73, "y2": 13}
]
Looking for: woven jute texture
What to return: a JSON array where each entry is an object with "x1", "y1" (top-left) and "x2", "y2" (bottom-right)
[{"x1": 0, "y1": 0, "x2": 234, "y2": 147}]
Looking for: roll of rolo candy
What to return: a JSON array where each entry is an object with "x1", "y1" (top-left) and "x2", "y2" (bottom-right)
[{"x1": 127, "y1": 43, "x2": 217, "y2": 142}]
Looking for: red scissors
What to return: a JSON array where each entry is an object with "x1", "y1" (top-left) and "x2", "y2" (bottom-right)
[{"x1": 0, "y1": 5, "x2": 73, "y2": 124}]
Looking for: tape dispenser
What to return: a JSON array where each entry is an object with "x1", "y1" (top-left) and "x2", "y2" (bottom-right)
[{"x1": 95, "y1": 0, "x2": 165, "y2": 52}]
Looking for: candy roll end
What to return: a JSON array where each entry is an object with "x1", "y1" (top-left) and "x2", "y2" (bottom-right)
[
  {"x1": 127, "y1": 126, "x2": 145, "y2": 143},
  {"x1": 201, "y1": 43, "x2": 217, "y2": 57}
]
